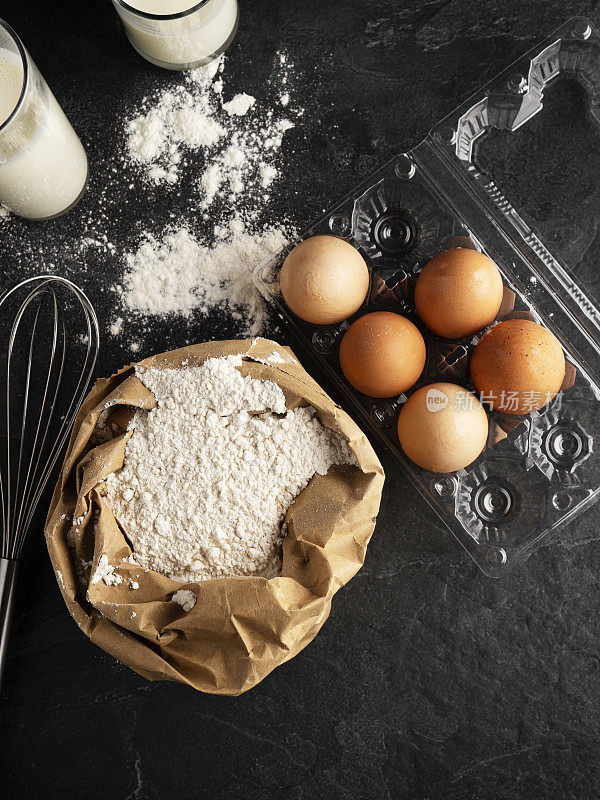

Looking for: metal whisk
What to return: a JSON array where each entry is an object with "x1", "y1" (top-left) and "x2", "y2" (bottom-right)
[{"x1": 0, "y1": 276, "x2": 99, "y2": 687}]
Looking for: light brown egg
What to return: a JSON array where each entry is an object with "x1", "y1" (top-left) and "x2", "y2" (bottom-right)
[
  {"x1": 397, "y1": 382, "x2": 489, "y2": 472},
  {"x1": 415, "y1": 248, "x2": 504, "y2": 339},
  {"x1": 279, "y1": 235, "x2": 369, "y2": 325},
  {"x1": 470, "y1": 319, "x2": 565, "y2": 414},
  {"x1": 339, "y1": 311, "x2": 426, "y2": 398}
]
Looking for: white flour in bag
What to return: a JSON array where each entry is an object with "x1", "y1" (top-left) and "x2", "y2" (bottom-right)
[
  {"x1": 105, "y1": 355, "x2": 357, "y2": 582},
  {"x1": 171, "y1": 589, "x2": 197, "y2": 612}
]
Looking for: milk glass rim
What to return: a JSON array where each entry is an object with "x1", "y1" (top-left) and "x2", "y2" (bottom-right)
[
  {"x1": 0, "y1": 19, "x2": 29, "y2": 136},
  {"x1": 114, "y1": 0, "x2": 212, "y2": 21}
]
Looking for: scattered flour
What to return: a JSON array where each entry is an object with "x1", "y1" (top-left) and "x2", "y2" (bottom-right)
[
  {"x1": 199, "y1": 115, "x2": 294, "y2": 211},
  {"x1": 222, "y1": 93, "x2": 256, "y2": 116},
  {"x1": 201, "y1": 163, "x2": 224, "y2": 207},
  {"x1": 260, "y1": 164, "x2": 278, "y2": 189},
  {"x1": 114, "y1": 221, "x2": 291, "y2": 335},
  {"x1": 171, "y1": 589, "x2": 197, "y2": 612},
  {"x1": 103, "y1": 51, "x2": 302, "y2": 342},
  {"x1": 125, "y1": 58, "x2": 223, "y2": 186},
  {"x1": 248, "y1": 350, "x2": 290, "y2": 367},
  {"x1": 80, "y1": 235, "x2": 116, "y2": 254},
  {"x1": 110, "y1": 317, "x2": 123, "y2": 336},
  {"x1": 91, "y1": 554, "x2": 124, "y2": 587},
  {"x1": 124, "y1": 53, "x2": 300, "y2": 211},
  {"x1": 105, "y1": 356, "x2": 357, "y2": 582}
]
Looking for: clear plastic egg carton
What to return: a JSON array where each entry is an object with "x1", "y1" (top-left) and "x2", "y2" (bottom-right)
[{"x1": 255, "y1": 17, "x2": 600, "y2": 575}]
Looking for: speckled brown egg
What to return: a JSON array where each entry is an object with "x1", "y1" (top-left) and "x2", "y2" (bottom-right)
[
  {"x1": 470, "y1": 319, "x2": 565, "y2": 414},
  {"x1": 415, "y1": 248, "x2": 504, "y2": 339},
  {"x1": 279, "y1": 235, "x2": 370, "y2": 325},
  {"x1": 339, "y1": 311, "x2": 426, "y2": 398},
  {"x1": 397, "y1": 382, "x2": 489, "y2": 472}
]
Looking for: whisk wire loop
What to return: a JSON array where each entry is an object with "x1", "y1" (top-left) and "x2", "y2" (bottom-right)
[
  {"x1": 1, "y1": 276, "x2": 98, "y2": 554},
  {"x1": 0, "y1": 275, "x2": 98, "y2": 686},
  {"x1": 11, "y1": 291, "x2": 61, "y2": 554}
]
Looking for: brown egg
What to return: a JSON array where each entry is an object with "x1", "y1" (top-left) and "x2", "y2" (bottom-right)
[
  {"x1": 415, "y1": 248, "x2": 504, "y2": 339},
  {"x1": 397, "y1": 382, "x2": 489, "y2": 472},
  {"x1": 470, "y1": 319, "x2": 565, "y2": 414},
  {"x1": 280, "y1": 235, "x2": 369, "y2": 325},
  {"x1": 339, "y1": 311, "x2": 426, "y2": 398}
]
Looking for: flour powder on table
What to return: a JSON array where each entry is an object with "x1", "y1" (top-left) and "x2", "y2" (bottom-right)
[
  {"x1": 115, "y1": 221, "x2": 291, "y2": 336},
  {"x1": 105, "y1": 355, "x2": 357, "y2": 582}
]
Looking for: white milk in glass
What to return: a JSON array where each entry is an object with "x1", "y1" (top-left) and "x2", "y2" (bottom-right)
[
  {"x1": 126, "y1": 0, "x2": 206, "y2": 10},
  {"x1": 0, "y1": 48, "x2": 88, "y2": 219},
  {"x1": 0, "y1": 49, "x2": 20, "y2": 123},
  {"x1": 114, "y1": 0, "x2": 238, "y2": 70}
]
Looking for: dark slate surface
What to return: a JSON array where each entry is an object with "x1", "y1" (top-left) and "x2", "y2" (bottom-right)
[{"x1": 2, "y1": 1, "x2": 600, "y2": 798}]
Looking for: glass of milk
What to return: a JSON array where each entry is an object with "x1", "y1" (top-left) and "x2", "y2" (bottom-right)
[
  {"x1": 0, "y1": 20, "x2": 88, "y2": 220},
  {"x1": 112, "y1": 0, "x2": 239, "y2": 70}
]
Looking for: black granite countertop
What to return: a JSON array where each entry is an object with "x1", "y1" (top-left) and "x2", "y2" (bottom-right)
[{"x1": 3, "y1": 1, "x2": 600, "y2": 798}]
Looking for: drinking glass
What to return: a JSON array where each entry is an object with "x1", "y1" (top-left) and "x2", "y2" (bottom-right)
[
  {"x1": 112, "y1": 0, "x2": 239, "y2": 71},
  {"x1": 0, "y1": 19, "x2": 88, "y2": 220}
]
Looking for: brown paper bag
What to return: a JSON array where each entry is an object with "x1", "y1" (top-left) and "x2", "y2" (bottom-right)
[{"x1": 45, "y1": 338, "x2": 384, "y2": 695}]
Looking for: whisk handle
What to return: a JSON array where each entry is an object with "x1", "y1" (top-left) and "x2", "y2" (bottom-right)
[{"x1": 0, "y1": 558, "x2": 20, "y2": 688}]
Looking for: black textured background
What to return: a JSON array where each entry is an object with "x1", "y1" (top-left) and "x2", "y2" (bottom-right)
[{"x1": 3, "y1": 2, "x2": 600, "y2": 798}]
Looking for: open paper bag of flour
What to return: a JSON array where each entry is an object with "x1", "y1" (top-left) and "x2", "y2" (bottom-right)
[{"x1": 45, "y1": 339, "x2": 384, "y2": 695}]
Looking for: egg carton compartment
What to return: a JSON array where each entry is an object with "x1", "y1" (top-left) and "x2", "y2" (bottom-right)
[
  {"x1": 255, "y1": 18, "x2": 600, "y2": 575},
  {"x1": 527, "y1": 385, "x2": 600, "y2": 484}
]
